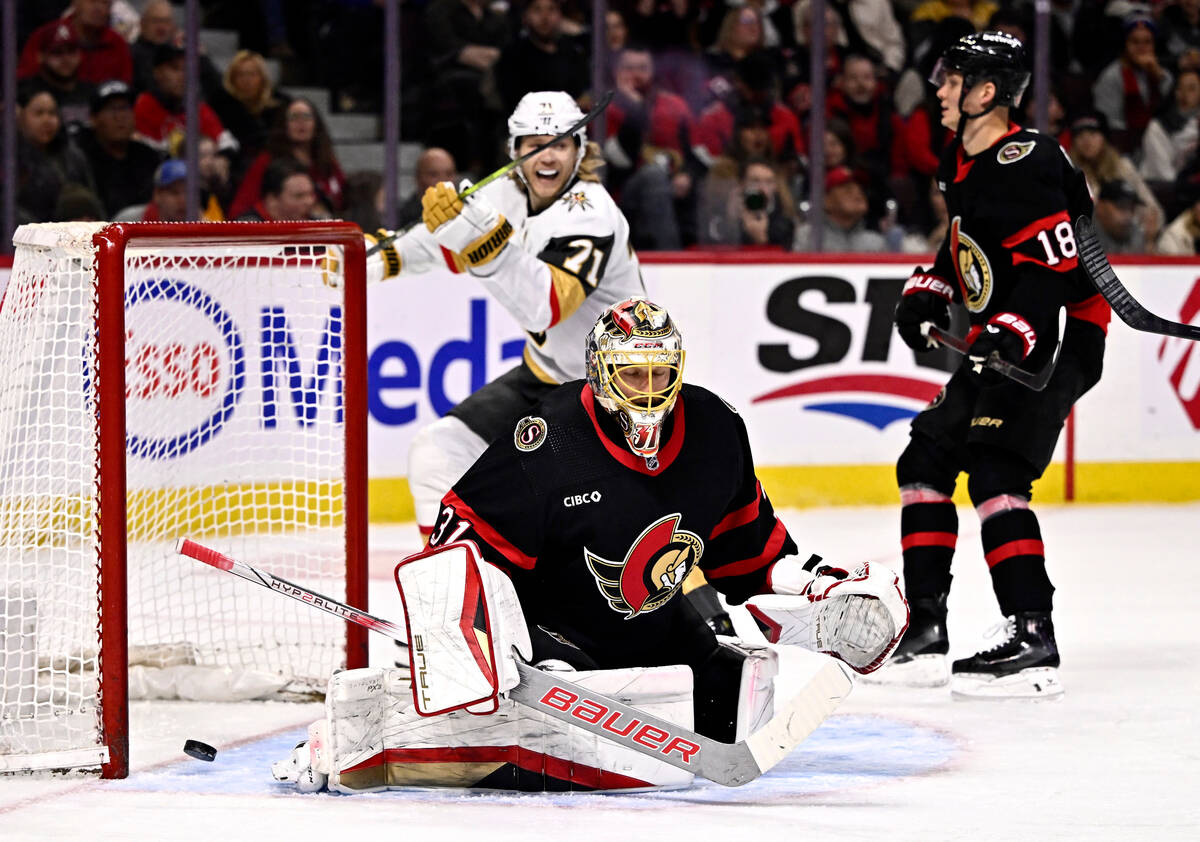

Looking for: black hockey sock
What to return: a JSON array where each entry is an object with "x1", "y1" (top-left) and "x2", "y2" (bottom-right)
[
  {"x1": 980, "y1": 508, "x2": 1054, "y2": 615},
  {"x1": 900, "y1": 501, "x2": 957, "y2": 598}
]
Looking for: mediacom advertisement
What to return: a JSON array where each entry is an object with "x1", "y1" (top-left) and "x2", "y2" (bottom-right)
[{"x1": 1, "y1": 256, "x2": 1198, "y2": 512}]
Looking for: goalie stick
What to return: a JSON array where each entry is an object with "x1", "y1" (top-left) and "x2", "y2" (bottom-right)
[
  {"x1": 921, "y1": 323, "x2": 1057, "y2": 391},
  {"x1": 1075, "y1": 215, "x2": 1200, "y2": 341},
  {"x1": 366, "y1": 90, "x2": 615, "y2": 258},
  {"x1": 177, "y1": 538, "x2": 852, "y2": 787}
]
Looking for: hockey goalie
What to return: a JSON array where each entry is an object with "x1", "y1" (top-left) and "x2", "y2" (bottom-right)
[{"x1": 273, "y1": 299, "x2": 909, "y2": 793}]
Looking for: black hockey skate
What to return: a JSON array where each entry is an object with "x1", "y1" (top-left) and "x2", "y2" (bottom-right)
[
  {"x1": 950, "y1": 611, "x2": 1063, "y2": 700},
  {"x1": 862, "y1": 594, "x2": 949, "y2": 687}
]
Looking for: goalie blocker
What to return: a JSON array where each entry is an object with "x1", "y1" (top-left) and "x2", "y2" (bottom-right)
[{"x1": 273, "y1": 542, "x2": 903, "y2": 793}]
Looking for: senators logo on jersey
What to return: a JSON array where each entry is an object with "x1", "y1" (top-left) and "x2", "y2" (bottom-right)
[
  {"x1": 585, "y1": 514, "x2": 704, "y2": 619},
  {"x1": 949, "y1": 216, "x2": 994, "y2": 312}
]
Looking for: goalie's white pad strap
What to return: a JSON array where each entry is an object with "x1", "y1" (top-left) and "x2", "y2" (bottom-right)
[
  {"x1": 318, "y1": 665, "x2": 695, "y2": 793},
  {"x1": 394, "y1": 541, "x2": 532, "y2": 716}
]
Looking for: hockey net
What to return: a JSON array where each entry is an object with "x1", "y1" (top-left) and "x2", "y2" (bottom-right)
[{"x1": 0, "y1": 222, "x2": 367, "y2": 777}]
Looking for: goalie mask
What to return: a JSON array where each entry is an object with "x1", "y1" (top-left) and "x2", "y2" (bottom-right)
[
  {"x1": 586, "y1": 298, "x2": 685, "y2": 464},
  {"x1": 507, "y1": 91, "x2": 587, "y2": 188}
]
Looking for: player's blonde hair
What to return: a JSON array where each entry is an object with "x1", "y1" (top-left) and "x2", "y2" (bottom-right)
[{"x1": 577, "y1": 140, "x2": 605, "y2": 183}]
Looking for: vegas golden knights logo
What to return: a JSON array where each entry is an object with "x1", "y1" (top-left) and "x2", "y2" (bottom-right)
[
  {"x1": 585, "y1": 514, "x2": 703, "y2": 619},
  {"x1": 949, "y1": 216, "x2": 993, "y2": 313}
]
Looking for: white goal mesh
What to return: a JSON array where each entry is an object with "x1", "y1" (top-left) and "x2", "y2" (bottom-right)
[{"x1": 0, "y1": 222, "x2": 367, "y2": 776}]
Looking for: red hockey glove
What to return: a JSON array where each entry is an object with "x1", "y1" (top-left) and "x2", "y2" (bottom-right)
[
  {"x1": 967, "y1": 312, "x2": 1037, "y2": 386},
  {"x1": 895, "y1": 269, "x2": 954, "y2": 352}
]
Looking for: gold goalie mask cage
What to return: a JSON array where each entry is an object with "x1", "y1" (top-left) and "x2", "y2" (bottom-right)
[{"x1": 586, "y1": 298, "x2": 685, "y2": 462}]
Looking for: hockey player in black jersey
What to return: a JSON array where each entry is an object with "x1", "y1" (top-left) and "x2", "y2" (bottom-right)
[
  {"x1": 873, "y1": 32, "x2": 1111, "y2": 699},
  {"x1": 271, "y1": 299, "x2": 908, "y2": 793},
  {"x1": 426, "y1": 298, "x2": 908, "y2": 735}
]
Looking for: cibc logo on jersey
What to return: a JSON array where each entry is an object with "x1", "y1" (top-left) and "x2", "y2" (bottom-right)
[{"x1": 585, "y1": 514, "x2": 703, "y2": 619}]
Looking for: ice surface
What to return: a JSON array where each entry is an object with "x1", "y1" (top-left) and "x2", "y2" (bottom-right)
[{"x1": 3, "y1": 504, "x2": 1198, "y2": 841}]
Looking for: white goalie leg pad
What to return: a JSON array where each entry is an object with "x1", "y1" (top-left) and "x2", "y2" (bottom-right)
[
  {"x1": 395, "y1": 541, "x2": 532, "y2": 715},
  {"x1": 747, "y1": 557, "x2": 909, "y2": 674},
  {"x1": 717, "y1": 637, "x2": 778, "y2": 741},
  {"x1": 304, "y1": 665, "x2": 694, "y2": 793},
  {"x1": 407, "y1": 416, "x2": 488, "y2": 529}
]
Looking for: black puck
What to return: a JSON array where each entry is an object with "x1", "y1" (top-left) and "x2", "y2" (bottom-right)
[{"x1": 183, "y1": 739, "x2": 217, "y2": 762}]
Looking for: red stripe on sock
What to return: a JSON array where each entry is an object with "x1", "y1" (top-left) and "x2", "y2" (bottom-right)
[
  {"x1": 984, "y1": 539, "x2": 1045, "y2": 568},
  {"x1": 901, "y1": 531, "x2": 958, "y2": 551}
]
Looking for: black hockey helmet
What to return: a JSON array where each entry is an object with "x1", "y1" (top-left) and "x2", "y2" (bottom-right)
[{"x1": 934, "y1": 31, "x2": 1030, "y2": 108}]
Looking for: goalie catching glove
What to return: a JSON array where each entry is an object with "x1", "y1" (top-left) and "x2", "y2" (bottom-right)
[
  {"x1": 746, "y1": 555, "x2": 908, "y2": 674},
  {"x1": 422, "y1": 180, "x2": 514, "y2": 271}
]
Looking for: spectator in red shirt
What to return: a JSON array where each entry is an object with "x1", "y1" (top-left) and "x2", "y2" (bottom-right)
[
  {"x1": 228, "y1": 98, "x2": 346, "y2": 220},
  {"x1": 694, "y1": 53, "x2": 805, "y2": 177},
  {"x1": 235, "y1": 158, "x2": 318, "y2": 222},
  {"x1": 826, "y1": 53, "x2": 906, "y2": 187},
  {"x1": 133, "y1": 42, "x2": 239, "y2": 158},
  {"x1": 605, "y1": 44, "x2": 700, "y2": 249},
  {"x1": 26, "y1": 21, "x2": 95, "y2": 130},
  {"x1": 18, "y1": 0, "x2": 133, "y2": 86},
  {"x1": 607, "y1": 46, "x2": 696, "y2": 164}
]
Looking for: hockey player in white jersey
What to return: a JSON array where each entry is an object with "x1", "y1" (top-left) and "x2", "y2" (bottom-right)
[
  {"x1": 366, "y1": 91, "x2": 643, "y2": 534},
  {"x1": 365, "y1": 91, "x2": 735, "y2": 635}
]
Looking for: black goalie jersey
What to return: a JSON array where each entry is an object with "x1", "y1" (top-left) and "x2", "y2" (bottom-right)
[
  {"x1": 931, "y1": 124, "x2": 1111, "y2": 371},
  {"x1": 428, "y1": 381, "x2": 798, "y2": 672}
]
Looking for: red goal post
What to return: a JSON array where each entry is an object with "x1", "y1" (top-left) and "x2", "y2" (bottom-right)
[{"x1": 0, "y1": 222, "x2": 367, "y2": 778}]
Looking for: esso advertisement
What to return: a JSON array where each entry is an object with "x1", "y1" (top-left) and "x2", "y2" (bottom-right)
[{"x1": 123, "y1": 269, "x2": 348, "y2": 488}]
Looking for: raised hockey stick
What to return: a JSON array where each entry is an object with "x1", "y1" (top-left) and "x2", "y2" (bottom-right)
[
  {"x1": 177, "y1": 538, "x2": 852, "y2": 787},
  {"x1": 1075, "y1": 215, "x2": 1200, "y2": 341},
  {"x1": 365, "y1": 91, "x2": 615, "y2": 258},
  {"x1": 922, "y1": 322, "x2": 1056, "y2": 391}
]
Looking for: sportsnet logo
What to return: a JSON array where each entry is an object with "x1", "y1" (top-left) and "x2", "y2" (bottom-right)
[
  {"x1": 755, "y1": 274, "x2": 951, "y2": 429},
  {"x1": 1158, "y1": 279, "x2": 1200, "y2": 429},
  {"x1": 752, "y1": 374, "x2": 943, "y2": 429}
]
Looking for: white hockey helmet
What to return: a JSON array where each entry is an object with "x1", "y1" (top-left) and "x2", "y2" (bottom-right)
[
  {"x1": 507, "y1": 91, "x2": 588, "y2": 185},
  {"x1": 585, "y1": 298, "x2": 685, "y2": 464}
]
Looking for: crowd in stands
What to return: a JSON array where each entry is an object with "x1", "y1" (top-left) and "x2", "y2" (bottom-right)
[{"x1": 12, "y1": 0, "x2": 1200, "y2": 255}]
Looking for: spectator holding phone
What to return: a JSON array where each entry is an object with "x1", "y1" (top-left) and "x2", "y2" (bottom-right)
[{"x1": 700, "y1": 156, "x2": 796, "y2": 247}]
